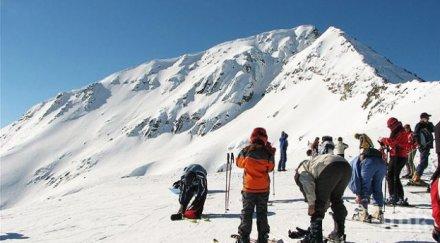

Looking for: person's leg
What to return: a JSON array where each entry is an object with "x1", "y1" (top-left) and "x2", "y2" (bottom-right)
[
  {"x1": 371, "y1": 162, "x2": 387, "y2": 207},
  {"x1": 416, "y1": 149, "x2": 430, "y2": 177},
  {"x1": 408, "y1": 150, "x2": 416, "y2": 176},
  {"x1": 386, "y1": 157, "x2": 397, "y2": 200},
  {"x1": 256, "y1": 192, "x2": 270, "y2": 242},
  {"x1": 395, "y1": 157, "x2": 407, "y2": 199},
  {"x1": 329, "y1": 163, "x2": 351, "y2": 237},
  {"x1": 238, "y1": 192, "x2": 256, "y2": 240},
  {"x1": 190, "y1": 190, "x2": 208, "y2": 218},
  {"x1": 283, "y1": 151, "x2": 287, "y2": 170}
]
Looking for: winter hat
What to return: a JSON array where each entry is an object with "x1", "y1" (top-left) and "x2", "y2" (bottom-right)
[
  {"x1": 250, "y1": 127, "x2": 268, "y2": 144},
  {"x1": 387, "y1": 117, "x2": 400, "y2": 130},
  {"x1": 420, "y1": 112, "x2": 431, "y2": 119}
]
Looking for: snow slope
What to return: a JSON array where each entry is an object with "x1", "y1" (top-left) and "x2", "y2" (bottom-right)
[{"x1": 1, "y1": 25, "x2": 439, "y2": 241}]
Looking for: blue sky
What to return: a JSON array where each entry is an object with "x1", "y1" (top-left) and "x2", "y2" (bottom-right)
[{"x1": 1, "y1": 0, "x2": 439, "y2": 127}]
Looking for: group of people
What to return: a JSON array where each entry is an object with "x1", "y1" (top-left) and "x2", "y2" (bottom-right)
[{"x1": 170, "y1": 112, "x2": 440, "y2": 243}]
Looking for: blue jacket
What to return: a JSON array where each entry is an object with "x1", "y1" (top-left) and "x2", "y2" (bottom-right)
[
  {"x1": 349, "y1": 155, "x2": 386, "y2": 196},
  {"x1": 279, "y1": 132, "x2": 288, "y2": 152}
]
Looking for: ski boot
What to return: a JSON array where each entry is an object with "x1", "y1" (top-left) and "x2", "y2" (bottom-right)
[
  {"x1": 258, "y1": 233, "x2": 269, "y2": 243},
  {"x1": 231, "y1": 234, "x2": 250, "y2": 243},
  {"x1": 370, "y1": 205, "x2": 384, "y2": 223},
  {"x1": 326, "y1": 217, "x2": 346, "y2": 243},
  {"x1": 396, "y1": 198, "x2": 410, "y2": 207},
  {"x1": 385, "y1": 196, "x2": 398, "y2": 206},
  {"x1": 352, "y1": 205, "x2": 371, "y2": 223},
  {"x1": 300, "y1": 219, "x2": 323, "y2": 243},
  {"x1": 288, "y1": 227, "x2": 310, "y2": 239}
]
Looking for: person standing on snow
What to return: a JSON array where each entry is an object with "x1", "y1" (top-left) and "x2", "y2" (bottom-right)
[
  {"x1": 278, "y1": 131, "x2": 289, "y2": 172},
  {"x1": 402, "y1": 124, "x2": 417, "y2": 179},
  {"x1": 292, "y1": 144, "x2": 351, "y2": 242},
  {"x1": 348, "y1": 148, "x2": 387, "y2": 223},
  {"x1": 354, "y1": 133, "x2": 375, "y2": 152},
  {"x1": 235, "y1": 127, "x2": 275, "y2": 243},
  {"x1": 412, "y1": 113, "x2": 435, "y2": 184},
  {"x1": 171, "y1": 164, "x2": 208, "y2": 220},
  {"x1": 380, "y1": 117, "x2": 410, "y2": 206},
  {"x1": 319, "y1": 136, "x2": 335, "y2": 155},
  {"x1": 335, "y1": 137, "x2": 349, "y2": 158},
  {"x1": 435, "y1": 121, "x2": 440, "y2": 167},
  {"x1": 309, "y1": 137, "x2": 320, "y2": 157}
]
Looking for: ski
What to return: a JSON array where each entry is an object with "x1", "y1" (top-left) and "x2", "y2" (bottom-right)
[{"x1": 230, "y1": 234, "x2": 283, "y2": 243}]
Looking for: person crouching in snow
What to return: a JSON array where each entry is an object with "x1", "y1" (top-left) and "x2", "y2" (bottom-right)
[
  {"x1": 380, "y1": 117, "x2": 411, "y2": 206},
  {"x1": 348, "y1": 148, "x2": 387, "y2": 223},
  {"x1": 236, "y1": 127, "x2": 275, "y2": 243},
  {"x1": 171, "y1": 164, "x2": 207, "y2": 220},
  {"x1": 293, "y1": 143, "x2": 352, "y2": 242}
]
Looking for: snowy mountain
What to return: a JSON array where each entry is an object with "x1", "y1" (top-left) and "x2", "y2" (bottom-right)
[{"x1": 1, "y1": 25, "x2": 439, "y2": 212}]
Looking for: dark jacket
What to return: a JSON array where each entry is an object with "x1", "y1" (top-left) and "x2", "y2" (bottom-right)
[
  {"x1": 435, "y1": 121, "x2": 440, "y2": 154},
  {"x1": 414, "y1": 121, "x2": 435, "y2": 149}
]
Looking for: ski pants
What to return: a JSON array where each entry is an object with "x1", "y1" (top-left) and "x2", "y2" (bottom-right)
[
  {"x1": 278, "y1": 150, "x2": 287, "y2": 171},
  {"x1": 406, "y1": 149, "x2": 417, "y2": 176},
  {"x1": 416, "y1": 149, "x2": 430, "y2": 176},
  {"x1": 360, "y1": 159, "x2": 387, "y2": 207},
  {"x1": 312, "y1": 162, "x2": 352, "y2": 223},
  {"x1": 387, "y1": 156, "x2": 407, "y2": 199},
  {"x1": 238, "y1": 191, "x2": 270, "y2": 238}
]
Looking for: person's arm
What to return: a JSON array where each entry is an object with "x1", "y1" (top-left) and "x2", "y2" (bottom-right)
[
  {"x1": 298, "y1": 163, "x2": 316, "y2": 206},
  {"x1": 195, "y1": 176, "x2": 207, "y2": 200},
  {"x1": 236, "y1": 149, "x2": 247, "y2": 168},
  {"x1": 267, "y1": 149, "x2": 275, "y2": 172},
  {"x1": 344, "y1": 143, "x2": 349, "y2": 149}
]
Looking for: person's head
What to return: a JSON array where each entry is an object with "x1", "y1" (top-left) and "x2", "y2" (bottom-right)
[
  {"x1": 184, "y1": 171, "x2": 196, "y2": 186},
  {"x1": 320, "y1": 141, "x2": 335, "y2": 155},
  {"x1": 250, "y1": 127, "x2": 268, "y2": 145},
  {"x1": 306, "y1": 149, "x2": 312, "y2": 156},
  {"x1": 338, "y1": 137, "x2": 343, "y2": 142},
  {"x1": 420, "y1": 112, "x2": 431, "y2": 123},
  {"x1": 387, "y1": 117, "x2": 401, "y2": 131},
  {"x1": 354, "y1": 133, "x2": 361, "y2": 139},
  {"x1": 314, "y1": 137, "x2": 319, "y2": 142},
  {"x1": 404, "y1": 124, "x2": 412, "y2": 132}
]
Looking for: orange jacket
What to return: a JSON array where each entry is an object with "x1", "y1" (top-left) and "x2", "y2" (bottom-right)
[{"x1": 236, "y1": 143, "x2": 275, "y2": 193}]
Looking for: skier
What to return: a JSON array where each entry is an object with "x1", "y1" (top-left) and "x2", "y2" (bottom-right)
[
  {"x1": 379, "y1": 117, "x2": 410, "y2": 206},
  {"x1": 335, "y1": 137, "x2": 349, "y2": 158},
  {"x1": 278, "y1": 131, "x2": 289, "y2": 171},
  {"x1": 412, "y1": 112, "x2": 435, "y2": 185},
  {"x1": 293, "y1": 146, "x2": 352, "y2": 242},
  {"x1": 402, "y1": 124, "x2": 417, "y2": 179},
  {"x1": 348, "y1": 148, "x2": 387, "y2": 223},
  {"x1": 354, "y1": 133, "x2": 374, "y2": 151},
  {"x1": 235, "y1": 127, "x2": 275, "y2": 243},
  {"x1": 319, "y1": 136, "x2": 335, "y2": 155},
  {"x1": 310, "y1": 137, "x2": 320, "y2": 157},
  {"x1": 431, "y1": 166, "x2": 440, "y2": 242},
  {"x1": 171, "y1": 164, "x2": 208, "y2": 220}
]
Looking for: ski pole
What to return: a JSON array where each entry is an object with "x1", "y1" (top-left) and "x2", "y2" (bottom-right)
[
  {"x1": 225, "y1": 153, "x2": 230, "y2": 212},
  {"x1": 272, "y1": 168, "x2": 275, "y2": 196},
  {"x1": 227, "y1": 153, "x2": 233, "y2": 211}
]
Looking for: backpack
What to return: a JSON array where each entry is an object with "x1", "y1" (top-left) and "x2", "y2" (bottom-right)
[{"x1": 419, "y1": 128, "x2": 434, "y2": 148}]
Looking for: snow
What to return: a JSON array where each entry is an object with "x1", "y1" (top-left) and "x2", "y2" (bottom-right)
[
  {"x1": 1, "y1": 24, "x2": 439, "y2": 242},
  {"x1": 0, "y1": 170, "x2": 435, "y2": 242}
]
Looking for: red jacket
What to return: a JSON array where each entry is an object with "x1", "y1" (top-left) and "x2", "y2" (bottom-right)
[
  {"x1": 381, "y1": 127, "x2": 410, "y2": 158},
  {"x1": 406, "y1": 131, "x2": 418, "y2": 151},
  {"x1": 431, "y1": 178, "x2": 440, "y2": 228}
]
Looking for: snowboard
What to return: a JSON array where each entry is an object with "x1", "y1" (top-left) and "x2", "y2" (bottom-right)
[{"x1": 230, "y1": 234, "x2": 283, "y2": 243}]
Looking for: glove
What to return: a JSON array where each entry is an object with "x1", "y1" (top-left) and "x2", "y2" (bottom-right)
[{"x1": 172, "y1": 180, "x2": 181, "y2": 189}]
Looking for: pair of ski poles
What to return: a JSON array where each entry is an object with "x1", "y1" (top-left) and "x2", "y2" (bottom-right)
[{"x1": 225, "y1": 153, "x2": 234, "y2": 212}]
